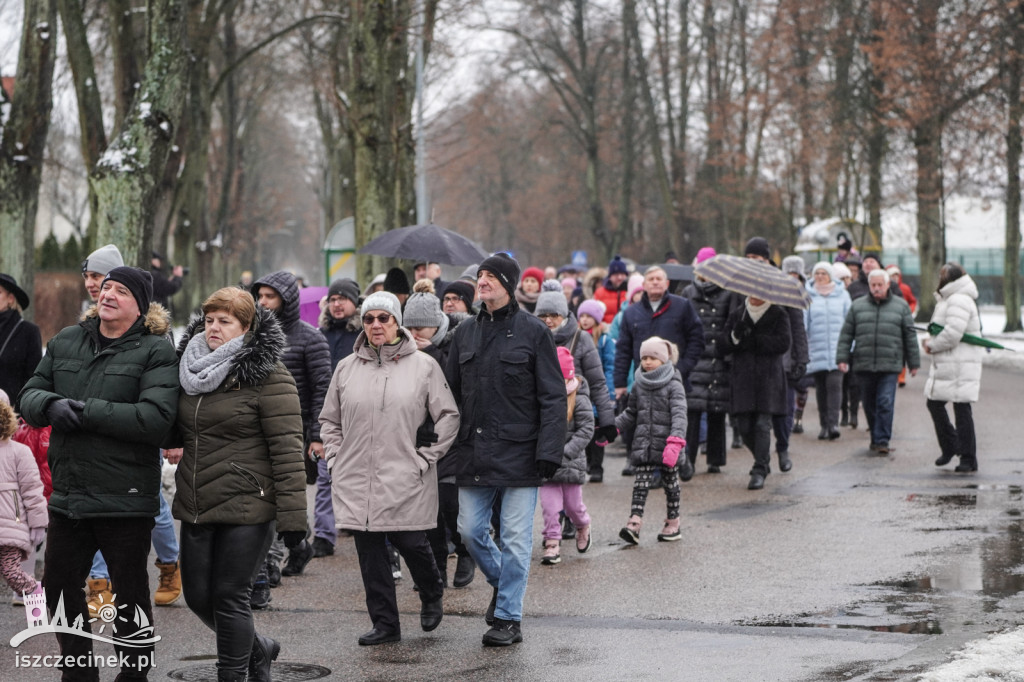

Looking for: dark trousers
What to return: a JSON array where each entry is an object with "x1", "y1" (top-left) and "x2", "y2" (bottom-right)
[
  {"x1": 813, "y1": 370, "x2": 844, "y2": 429},
  {"x1": 426, "y1": 482, "x2": 468, "y2": 584},
  {"x1": 585, "y1": 438, "x2": 605, "y2": 477},
  {"x1": 180, "y1": 521, "x2": 274, "y2": 676},
  {"x1": 736, "y1": 412, "x2": 773, "y2": 475},
  {"x1": 841, "y1": 369, "x2": 861, "y2": 422},
  {"x1": 926, "y1": 399, "x2": 977, "y2": 463},
  {"x1": 353, "y1": 530, "x2": 444, "y2": 634},
  {"x1": 771, "y1": 386, "x2": 797, "y2": 454},
  {"x1": 44, "y1": 513, "x2": 155, "y2": 682},
  {"x1": 686, "y1": 410, "x2": 726, "y2": 467}
]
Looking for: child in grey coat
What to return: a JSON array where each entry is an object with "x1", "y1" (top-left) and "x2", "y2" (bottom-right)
[{"x1": 615, "y1": 337, "x2": 688, "y2": 543}]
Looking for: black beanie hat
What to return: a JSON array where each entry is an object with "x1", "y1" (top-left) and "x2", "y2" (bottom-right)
[
  {"x1": 477, "y1": 253, "x2": 521, "y2": 298},
  {"x1": 328, "y1": 278, "x2": 360, "y2": 305},
  {"x1": 443, "y1": 280, "x2": 475, "y2": 310},
  {"x1": 383, "y1": 267, "x2": 410, "y2": 295},
  {"x1": 744, "y1": 237, "x2": 772, "y2": 261},
  {"x1": 102, "y1": 266, "x2": 153, "y2": 314}
]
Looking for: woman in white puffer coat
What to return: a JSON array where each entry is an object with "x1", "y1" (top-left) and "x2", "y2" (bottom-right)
[{"x1": 923, "y1": 263, "x2": 983, "y2": 473}]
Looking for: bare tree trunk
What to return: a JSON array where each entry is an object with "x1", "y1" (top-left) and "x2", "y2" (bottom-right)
[
  {"x1": 0, "y1": 0, "x2": 57, "y2": 310},
  {"x1": 1005, "y1": 7, "x2": 1024, "y2": 332},
  {"x1": 92, "y1": 0, "x2": 190, "y2": 267},
  {"x1": 913, "y1": 116, "x2": 945, "y2": 321},
  {"x1": 625, "y1": 0, "x2": 677, "y2": 258},
  {"x1": 615, "y1": 0, "x2": 637, "y2": 254},
  {"x1": 109, "y1": 0, "x2": 142, "y2": 132},
  {"x1": 57, "y1": 0, "x2": 105, "y2": 246}
]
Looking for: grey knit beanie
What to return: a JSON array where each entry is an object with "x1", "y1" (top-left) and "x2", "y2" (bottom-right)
[
  {"x1": 82, "y1": 244, "x2": 124, "y2": 276},
  {"x1": 403, "y1": 291, "x2": 445, "y2": 328},
  {"x1": 534, "y1": 279, "x2": 568, "y2": 318},
  {"x1": 361, "y1": 291, "x2": 403, "y2": 326}
]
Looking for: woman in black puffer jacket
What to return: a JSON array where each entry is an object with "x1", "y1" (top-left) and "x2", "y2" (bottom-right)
[{"x1": 681, "y1": 278, "x2": 743, "y2": 474}]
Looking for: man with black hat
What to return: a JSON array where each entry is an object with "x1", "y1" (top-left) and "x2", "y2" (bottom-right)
[
  {"x1": 0, "y1": 273, "x2": 41, "y2": 412},
  {"x1": 313, "y1": 277, "x2": 363, "y2": 559},
  {"x1": 19, "y1": 266, "x2": 179, "y2": 681},
  {"x1": 442, "y1": 280, "x2": 476, "y2": 314},
  {"x1": 445, "y1": 252, "x2": 567, "y2": 647}
]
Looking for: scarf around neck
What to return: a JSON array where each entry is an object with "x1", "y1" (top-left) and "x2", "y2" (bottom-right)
[
  {"x1": 814, "y1": 280, "x2": 836, "y2": 297},
  {"x1": 429, "y1": 314, "x2": 450, "y2": 347},
  {"x1": 745, "y1": 298, "x2": 770, "y2": 323},
  {"x1": 633, "y1": 361, "x2": 676, "y2": 391},
  {"x1": 179, "y1": 331, "x2": 246, "y2": 396}
]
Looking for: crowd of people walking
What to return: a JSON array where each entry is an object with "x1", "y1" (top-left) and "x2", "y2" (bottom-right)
[{"x1": 0, "y1": 232, "x2": 991, "y2": 679}]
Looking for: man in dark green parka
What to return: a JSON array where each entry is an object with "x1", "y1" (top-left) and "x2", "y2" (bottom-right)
[
  {"x1": 20, "y1": 266, "x2": 179, "y2": 682},
  {"x1": 836, "y1": 268, "x2": 920, "y2": 455}
]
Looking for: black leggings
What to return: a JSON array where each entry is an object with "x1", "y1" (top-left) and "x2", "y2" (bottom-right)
[
  {"x1": 630, "y1": 464, "x2": 681, "y2": 520},
  {"x1": 180, "y1": 521, "x2": 274, "y2": 676}
]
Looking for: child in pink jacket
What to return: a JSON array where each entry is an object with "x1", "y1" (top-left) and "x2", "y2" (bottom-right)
[{"x1": 0, "y1": 389, "x2": 46, "y2": 596}]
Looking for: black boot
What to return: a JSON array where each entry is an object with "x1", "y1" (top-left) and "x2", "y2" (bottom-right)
[
  {"x1": 453, "y1": 554, "x2": 476, "y2": 588},
  {"x1": 792, "y1": 409, "x2": 804, "y2": 434},
  {"x1": 249, "y1": 632, "x2": 280, "y2": 682},
  {"x1": 778, "y1": 451, "x2": 792, "y2": 473},
  {"x1": 955, "y1": 457, "x2": 978, "y2": 472},
  {"x1": 747, "y1": 472, "x2": 766, "y2": 490},
  {"x1": 935, "y1": 453, "x2": 955, "y2": 466}
]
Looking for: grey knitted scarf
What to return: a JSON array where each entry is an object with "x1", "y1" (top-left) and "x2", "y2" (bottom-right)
[
  {"x1": 179, "y1": 332, "x2": 246, "y2": 396},
  {"x1": 633, "y1": 361, "x2": 675, "y2": 391}
]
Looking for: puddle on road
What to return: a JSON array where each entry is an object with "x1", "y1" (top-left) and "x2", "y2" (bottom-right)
[{"x1": 738, "y1": 486, "x2": 1024, "y2": 634}]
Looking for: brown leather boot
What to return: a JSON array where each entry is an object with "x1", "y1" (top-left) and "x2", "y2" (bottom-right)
[{"x1": 154, "y1": 560, "x2": 182, "y2": 606}]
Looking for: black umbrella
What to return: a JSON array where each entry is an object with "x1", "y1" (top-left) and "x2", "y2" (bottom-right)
[
  {"x1": 693, "y1": 254, "x2": 811, "y2": 309},
  {"x1": 357, "y1": 224, "x2": 490, "y2": 265}
]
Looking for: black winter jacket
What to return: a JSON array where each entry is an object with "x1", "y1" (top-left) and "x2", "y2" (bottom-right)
[
  {"x1": 445, "y1": 299, "x2": 567, "y2": 487},
  {"x1": 252, "y1": 271, "x2": 331, "y2": 443},
  {"x1": 615, "y1": 366, "x2": 687, "y2": 466},
  {"x1": 681, "y1": 281, "x2": 742, "y2": 413},
  {"x1": 320, "y1": 311, "x2": 362, "y2": 371},
  {"x1": 19, "y1": 305, "x2": 179, "y2": 519},
  {"x1": 0, "y1": 309, "x2": 41, "y2": 412},
  {"x1": 613, "y1": 292, "x2": 705, "y2": 392},
  {"x1": 726, "y1": 305, "x2": 791, "y2": 415}
]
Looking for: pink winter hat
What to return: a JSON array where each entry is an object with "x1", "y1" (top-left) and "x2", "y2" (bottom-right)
[
  {"x1": 557, "y1": 346, "x2": 579, "y2": 393},
  {"x1": 626, "y1": 273, "x2": 645, "y2": 302},
  {"x1": 639, "y1": 336, "x2": 679, "y2": 366},
  {"x1": 694, "y1": 247, "x2": 717, "y2": 264}
]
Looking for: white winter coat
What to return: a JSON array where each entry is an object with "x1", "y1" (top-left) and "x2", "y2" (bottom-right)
[{"x1": 924, "y1": 275, "x2": 984, "y2": 403}]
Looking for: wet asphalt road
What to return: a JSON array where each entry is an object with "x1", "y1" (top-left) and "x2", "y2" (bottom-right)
[{"x1": 2, "y1": 358, "x2": 1023, "y2": 681}]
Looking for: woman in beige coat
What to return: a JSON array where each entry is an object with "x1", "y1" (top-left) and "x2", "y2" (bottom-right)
[{"x1": 319, "y1": 291, "x2": 459, "y2": 646}]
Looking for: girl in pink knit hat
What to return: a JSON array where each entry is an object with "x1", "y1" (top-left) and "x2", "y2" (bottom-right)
[{"x1": 538, "y1": 347, "x2": 595, "y2": 565}]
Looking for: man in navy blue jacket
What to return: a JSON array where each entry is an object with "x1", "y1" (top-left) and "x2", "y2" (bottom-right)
[{"x1": 614, "y1": 266, "x2": 705, "y2": 398}]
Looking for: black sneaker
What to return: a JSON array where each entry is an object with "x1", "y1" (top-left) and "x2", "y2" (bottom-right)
[
  {"x1": 282, "y1": 540, "x2": 314, "y2": 577},
  {"x1": 482, "y1": 618, "x2": 522, "y2": 646},
  {"x1": 312, "y1": 537, "x2": 335, "y2": 558},
  {"x1": 250, "y1": 567, "x2": 272, "y2": 610},
  {"x1": 266, "y1": 559, "x2": 281, "y2": 588},
  {"x1": 559, "y1": 511, "x2": 576, "y2": 540}
]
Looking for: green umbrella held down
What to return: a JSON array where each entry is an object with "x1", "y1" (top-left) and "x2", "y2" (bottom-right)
[{"x1": 919, "y1": 322, "x2": 1013, "y2": 351}]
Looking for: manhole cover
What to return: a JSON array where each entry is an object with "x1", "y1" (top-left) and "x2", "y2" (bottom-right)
[{"x1": 167, "y1": 662, "x2": 331, "y2": 681}]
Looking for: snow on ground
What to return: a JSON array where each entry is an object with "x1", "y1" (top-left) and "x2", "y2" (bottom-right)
[
  {"x1": 916, "y1": 626, "x2": 1024, "y2": 682},
  {"x1": 976, "y1": 306, "x2": 1024, "y2": 373}
]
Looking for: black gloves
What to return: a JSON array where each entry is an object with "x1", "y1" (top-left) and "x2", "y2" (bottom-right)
[
  {"x1": 415, "y1": 424, "x2": 439, "y2": 449},
  {"x1": 47, "y1": 399, "x2": 85, "y2": 431},
  {"x1": 788, "y1": 362, "x2": 807, "y2": 383},
  {"x1": 537, "y1": 460, "x2": 560, "y2": 479},
  {"x1": 732, "y1": 314, "x2": 755, "y2": 340},
  {"x1": 278, "y1": 531, "x2": 307, "y2": 549},
  {"x1": 596, "y1": 424, "x2": 618, "y2": 444}
]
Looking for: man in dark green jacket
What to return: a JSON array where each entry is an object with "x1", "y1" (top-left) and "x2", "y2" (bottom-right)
[
  {"x1": 836, "y1": 269, "x2": 920, "y2": 454},
  {"x1": 20, "y1": 266, "x2": 179, "y2": 682}
]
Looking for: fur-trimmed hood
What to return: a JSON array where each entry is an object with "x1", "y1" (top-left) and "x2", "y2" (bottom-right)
[
  {"x1": 81, "y1": 302, "x2": 172, "y2": 337},
  {"x1": 176, "y1": 305, "x2": 287, "y2": 387}
]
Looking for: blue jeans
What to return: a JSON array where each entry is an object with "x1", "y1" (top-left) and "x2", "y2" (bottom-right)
[
  {"x1": 458, "y1": 486, "x2": 538, "y2": 623},
  {"x1": 857, "y1": 371, "x2": 899, "y2": 446},
  {"x1": 314, "y1": 458, "x2": 336, "y2": 544},
  {"x1": 90, "y1": 489, "x2": 178, "y2": 578}
]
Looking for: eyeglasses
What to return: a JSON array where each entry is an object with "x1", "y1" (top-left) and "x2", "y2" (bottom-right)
[
  {"x1": 442, "y1": 295, "x2": 462, "y2": 303},
  {"x1": 362, "y1": 313, "x2": 392, "y2": 325}
]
